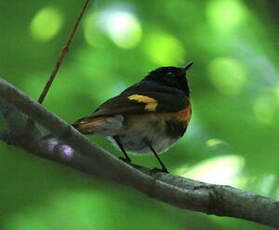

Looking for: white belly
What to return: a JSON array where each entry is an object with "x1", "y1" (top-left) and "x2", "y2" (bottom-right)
[{"x1": 107, "y1": 115, "x2": 179, "y2": 154}]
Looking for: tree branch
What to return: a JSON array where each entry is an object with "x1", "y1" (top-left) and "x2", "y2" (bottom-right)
[{"x1": 0, "y1": 77, "x2": 278, "y2": 229}]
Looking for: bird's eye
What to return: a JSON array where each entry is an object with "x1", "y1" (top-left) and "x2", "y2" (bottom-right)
[{"x1": 166, "y1": 72, "x2": 175, "y2": 77}]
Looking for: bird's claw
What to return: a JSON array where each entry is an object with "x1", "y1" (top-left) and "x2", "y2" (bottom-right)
[
  {"x1": 151, "y1": 167, "x2": 169, "y2": 174},
  {"x1": 119, "y1": 156, "x2": 131, "y2": 163}
]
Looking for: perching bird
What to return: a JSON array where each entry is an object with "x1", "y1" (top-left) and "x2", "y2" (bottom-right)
[{"x1": 73, "y1": 62, "x2": 193, "y2": 172}]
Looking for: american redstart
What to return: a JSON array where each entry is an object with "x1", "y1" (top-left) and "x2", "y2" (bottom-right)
[{"x1": 73, "y1": 62, "x2": 193, "y2": 172}]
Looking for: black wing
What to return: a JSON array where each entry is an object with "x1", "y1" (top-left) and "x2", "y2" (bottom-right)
[{"x1": 90, "y1": 89, "x2": 188, "y2": 118}]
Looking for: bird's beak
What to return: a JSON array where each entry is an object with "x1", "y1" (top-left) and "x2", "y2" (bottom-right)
[{"x1": 182, "y1": 62, "x2": 193, "y2": 71}]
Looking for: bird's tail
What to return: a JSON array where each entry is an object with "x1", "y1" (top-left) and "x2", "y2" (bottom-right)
[
  {"x1": 72, "y1": 115, "x2": 124, "y2": 136},
  {"x1": 72, "y1": 116, "x2": 106, "y2": 134}
]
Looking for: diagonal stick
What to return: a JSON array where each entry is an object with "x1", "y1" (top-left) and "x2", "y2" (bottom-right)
[{"x1": 38, "y1": 0, "x2": 90, "y2": 104}]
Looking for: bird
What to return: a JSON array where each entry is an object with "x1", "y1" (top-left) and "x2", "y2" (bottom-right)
[{"x1": 72, "y1": 62, "x2": 193, "y2": 172}]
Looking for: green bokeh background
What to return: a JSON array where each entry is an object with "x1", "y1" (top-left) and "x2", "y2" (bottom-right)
[{"x1": 0, "y1": 0, "x2": 278, "y2": 229}]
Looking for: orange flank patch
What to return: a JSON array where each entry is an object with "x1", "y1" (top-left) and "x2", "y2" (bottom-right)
[
  {"x1": 131, "y1": 105, "x2": 192, "y2": 125},
  {"x1": 128, "y1": 94, "x2": 158, "y2": 111},
  {"x1": 177, "y1": 106, "x2": 192, "y2": 122},
  {"x1": 146, "y1": 105, "x2": 191, "y2": 128}
]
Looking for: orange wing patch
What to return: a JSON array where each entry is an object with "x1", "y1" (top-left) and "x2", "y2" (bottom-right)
[{"x1": 128, "y1": 94, "x2": 158, "y2": 111}]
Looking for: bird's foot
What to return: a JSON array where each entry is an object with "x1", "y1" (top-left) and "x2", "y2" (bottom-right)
[
  {"x1": 119, "y1": 156, "x2": 131, "y2": 163},
  {"x1": 151, "y1": 167, "x2": 169, "y2": 174}
]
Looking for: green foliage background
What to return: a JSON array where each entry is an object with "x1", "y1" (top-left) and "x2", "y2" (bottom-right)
[{"x1": 0, "y1": 0, "x2": 278, "y2": 229}]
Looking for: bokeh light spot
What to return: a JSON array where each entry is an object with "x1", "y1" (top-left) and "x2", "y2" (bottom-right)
[
  {"x1": 207, "y1": 0, "x2": 247, "y2": 31},
  {"x1": 208, "y1": 57, "x2": 247, "y2": 95},
  {"x1": 30, "y1": 7, "x2": 63, "y2": 42},
  {"x1": 144, "y1": 32, "x2": 185, "y2": 66},
  {"x1": 253, "y1": 92, "x2": 278, "y2": 124},
  {"x1": 58, "y1": 144, "x2": 74, "y2": 161},
  {"x1": 41, "y1": 138, "x2": 58, "y2": 153},
  {"x1": 257, "y1": 174, "x2": 276, "y2": 196},
  {"x1": 206, "y1": 138, "x2": 224, "y2": 147},
  {"x1": 84, "y1": 12, "x2": 107, "y2": 47},
  {"x1": 4, "y1": 213, "x2": 49, "y2": 230},
  {"x1": 99, "y1": 9, "x2": 142, "y2": 49},
  {"x1": 182, "y1": 155, "x2": 244, "y2": 186}
]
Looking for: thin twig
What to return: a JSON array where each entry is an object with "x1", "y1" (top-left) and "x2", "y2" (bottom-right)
[{"x1": 38, "y1": 0, "x2": 90, "y2": 104}]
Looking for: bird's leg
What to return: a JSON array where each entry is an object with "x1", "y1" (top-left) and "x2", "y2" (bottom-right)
[
  {"x1": 144, "y1": 139, "x2": 169, "y2": 173},
  {"x1": 113, "y1": 136, "x2": 131, "y2": 163}
]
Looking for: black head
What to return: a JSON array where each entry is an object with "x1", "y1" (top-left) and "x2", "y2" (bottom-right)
[{"x1": 144, "y1": 62, "x2": 193, "y2": 96}]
